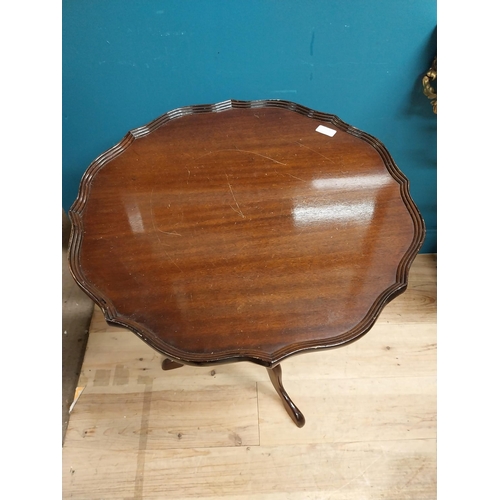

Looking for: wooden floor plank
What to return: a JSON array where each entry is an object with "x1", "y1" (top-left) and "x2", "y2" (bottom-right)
[
  {"x1": 63, "y1": 439, "x2": 436, "y2": 500},
  {"x1": 258, "y1": 376, "x2": 436, "y2": 446},
  {"x1": 281, "y1": 322, "x2": 436, "y2": 381},
  {"x1": 66, "y1": 380, "x2": 259, "y2": 450}
]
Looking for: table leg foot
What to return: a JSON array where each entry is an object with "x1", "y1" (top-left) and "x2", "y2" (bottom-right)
[
  {"x1": 161, "y1": 359, "x2": 184, "y2": 371},
  {"x1": 267, "y1": 364, "x2": 306, "y2": 428}
]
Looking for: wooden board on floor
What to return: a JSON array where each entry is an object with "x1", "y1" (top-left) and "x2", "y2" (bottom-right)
[{"x1": 63, "y1": 253, "x2": 436, "y2": 499}]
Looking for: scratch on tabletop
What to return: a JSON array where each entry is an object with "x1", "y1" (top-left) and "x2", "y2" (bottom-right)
[
  {"x1": 149, "y1": 189, "x2": 183, "y2": 271},
  {"x1": 286, "y1": 172, "x2": 306, "y2": 182},
  {"x1": 226, "y1": 173, "x2": 245, "y2": 218},
  {"x1": 296, "y1": 141, "x2": 335, "y2": 164},
  {"x1": 193, "y1": 148, "x2": 287, "y2": 166},
  {"x1": 233, "y1": 146, "x2": 287, "y2": 165}
]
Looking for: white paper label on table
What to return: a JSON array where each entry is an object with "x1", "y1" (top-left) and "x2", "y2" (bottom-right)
[{"x1": 315, "y1": 125, "x2": 337, "y2": 137}]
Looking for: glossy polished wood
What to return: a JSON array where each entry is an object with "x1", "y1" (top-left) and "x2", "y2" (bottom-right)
[
  {"x1": 161, "y1": 359, "x2": 184, "y2": 371},
  {"x1": 69, "y1": 100, "x2": 424, "y2": 369},
  {"x1": 267, "y1": 364, "x2": 305, "y2": 428}
]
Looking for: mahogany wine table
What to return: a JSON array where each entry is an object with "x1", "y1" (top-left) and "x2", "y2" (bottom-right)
[{"x1": 68, "y1": 100, "x2": 425, "y2": 427}]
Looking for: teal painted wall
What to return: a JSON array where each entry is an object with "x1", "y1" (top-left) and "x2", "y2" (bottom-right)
[{"x1": 63, "y1": 0, "x2": 437, "y2": 252}]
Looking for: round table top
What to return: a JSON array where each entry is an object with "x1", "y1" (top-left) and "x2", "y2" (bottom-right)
[{"x1": 69, "y1": 100, "x2": 424, "y2": 367}]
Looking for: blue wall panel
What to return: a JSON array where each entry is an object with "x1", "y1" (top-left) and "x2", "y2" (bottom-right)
[{"x1": 63, "y1": 0, "x2": 437, "y2": 251}]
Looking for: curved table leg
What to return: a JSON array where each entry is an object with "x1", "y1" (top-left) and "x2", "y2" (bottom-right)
[
  {"x1": 267, "y1": 364, "x2": 306, "y2": 428},
  {"x1": 161, "y1": 359, "x2": 184, "y2": 371}
]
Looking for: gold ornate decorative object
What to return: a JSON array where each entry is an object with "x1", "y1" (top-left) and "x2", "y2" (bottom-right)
[{"x1": 422, "y1": 56, "x2": 437, "y2": 114}]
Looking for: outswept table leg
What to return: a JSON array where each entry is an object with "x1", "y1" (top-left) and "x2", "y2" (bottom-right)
[
  {"x1": 267, "y1": 364, "x2": 306, "y2": 428},
  {"x1": 161, "y1": 358, "x2": 184, "y2": 371}
]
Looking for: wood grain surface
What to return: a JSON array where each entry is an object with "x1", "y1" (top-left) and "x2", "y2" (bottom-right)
[
  {"x1": 68, "y1": 100, "x2": 425, "y2": 366},
  {"x1": 63, "y1": 254, "x2": 436, "y2": 500}
]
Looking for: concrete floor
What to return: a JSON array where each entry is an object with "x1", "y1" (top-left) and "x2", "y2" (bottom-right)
[{"x1": 62, "y1": 209, "x2": 94, "y2": 444}]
